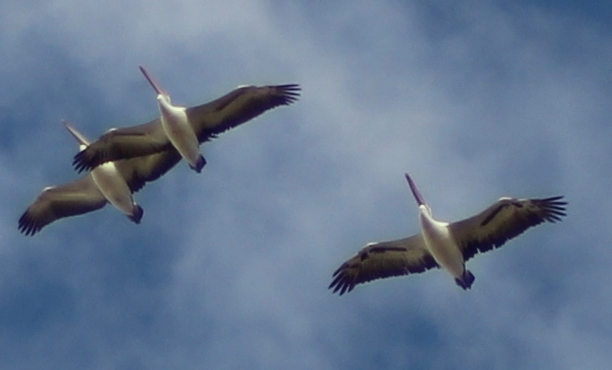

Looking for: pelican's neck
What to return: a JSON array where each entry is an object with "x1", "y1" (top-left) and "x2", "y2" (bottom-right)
[
  {"x1": 157, "y1": 92, "x2": 171, "y2": 104},
  {"x1": 418, "y1": 204, "x2": 450, "y2": 245},
  {"x1": 157, "y1": 95, "x2": 185, "y2": 116},
  {"x1": 157, "y1": 94, "x2": 170, "y2": 109},
  {"x1": 418, "y1": 203, "x2": 446, "y2": 227},
  {"x1": 418, "y1": 204, "x2": 432, "y2": 219}
]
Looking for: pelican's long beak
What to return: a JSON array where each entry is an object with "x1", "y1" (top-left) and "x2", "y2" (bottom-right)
[
  {"x1": 62, "y1": 120, "x2": 90, "y2": 148},
  {"x1": 405, "y1": 173, "x2": 426, "y2": 206},
  {"x1": 139, "y1": 65, "x2": 170, "y2": 100}
]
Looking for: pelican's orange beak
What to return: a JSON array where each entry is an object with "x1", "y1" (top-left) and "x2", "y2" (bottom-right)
[
  {"x1": 139, "y1": 65, "x2": 170, "y2": 101},
  {"x1": 405, "y1": 173, "x2": 426, "y2": 206}
]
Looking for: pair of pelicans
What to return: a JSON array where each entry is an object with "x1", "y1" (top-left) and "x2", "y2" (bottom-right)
[{"x1": 18, "y1": 66, "x2": 567, "y2": 294}]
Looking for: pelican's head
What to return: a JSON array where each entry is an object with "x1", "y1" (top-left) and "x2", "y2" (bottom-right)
[
  {"x1": 139, "y1": 65, "x2": 171, "y2": 104},
  {"x1": 62, "y1": 120, "x2": 90, "y2": 150},
  {"x1": 405, "y1": 173, "x2": 432, "y2": 216}
]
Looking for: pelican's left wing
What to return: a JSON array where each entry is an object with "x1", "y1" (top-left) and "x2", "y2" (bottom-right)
[
  {"x1": 115, "y1": 148, "x2": 182, "y2": 193},
  {"x1": 72, "y1": 119, "x2": 171, "y2": 173},
  {"x1": 448, "y1": 196, "x2": 567, "y2": 261},
  {"x1": 186, "y1": 84, "x2": 301, "y2": 142},
  {"x1": 18, "y1": 175, "x2": 108, "y2": 236},
  {"x1": 329, "y1": 234, "x2": 439, "y2": 295}
]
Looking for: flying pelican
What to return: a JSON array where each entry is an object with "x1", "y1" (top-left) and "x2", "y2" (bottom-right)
[
  {"x1": 72, "y1": 66, "x2": 301, "y2": 173},
  {"x1": 18, "y1": 121, "x2": 181, "y2": 236},
  {"x1": 329, "y1": 174, "x2": 567, "y2": 295}
]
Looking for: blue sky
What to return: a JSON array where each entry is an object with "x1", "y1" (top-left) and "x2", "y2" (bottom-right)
[{"x1": 1, "y1": 1, "x2": 611, "y2": 369}]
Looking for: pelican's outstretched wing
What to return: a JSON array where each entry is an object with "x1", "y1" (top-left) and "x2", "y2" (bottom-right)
[
  {"x1": 72, "y1": 119, "x2": 170, "y2": 173},
  {"x1": 449, "y1": 196, "x2": 567, "y2": 261},
  {"x1": 18, "y1": 176, "x2": 107, "y2": 236},
  {"x1": 187, "y1": 84, "x2": 301, "y2": 142},
  {"x1": 329, "y1": 234, "x2": 439, "y2": 295},
  {"x1": 115, "y1": 148, "x2": 182, "y2": 193}
]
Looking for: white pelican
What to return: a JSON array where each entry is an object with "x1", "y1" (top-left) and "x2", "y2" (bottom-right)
[
  {"x1": 18, "y1": 121, "x2": 181, "y2": 236},
  {"x1": 329, "y1": 173, "x2": 567, "y2": 295},
  {"x1": 72, "y1": 66, "x2": 300, "y2": 173}
]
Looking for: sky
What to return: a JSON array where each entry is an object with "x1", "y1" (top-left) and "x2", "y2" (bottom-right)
[{"x1": 1, "y1": 1, "x2": 611, "y2": 369}]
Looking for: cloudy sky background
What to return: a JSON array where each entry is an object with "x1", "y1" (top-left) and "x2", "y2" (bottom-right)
[{"x1": 1, "y1": 1, "x2": 611, "y2": 369}]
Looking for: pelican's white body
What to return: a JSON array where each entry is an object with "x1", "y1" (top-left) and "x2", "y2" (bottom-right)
[
  {"x1": 406, "y1": 174, "x2": 471, "y2": 287},
  {"x1": 91, "y1": 161, "x2": 134, "y2": 216},
  {"x1": 157, "y1": 98, "x2": 201, "y2": 169},
  {"x1": 74, "y1": 135, "x2": 138, "y2": 218},
  {"x1": 418, "y1": 206, "x2": 464, "y2": 278}
]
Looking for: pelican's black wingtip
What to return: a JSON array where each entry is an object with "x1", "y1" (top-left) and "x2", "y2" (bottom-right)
[
  {"x1": 328, "y1": 271, "x2": 355, "y2": 296},
  {"x1": 72, "y1": 152, "x2": 92, "y2": 174},
  {"x1": 278, "y1": 84, "x2": 301, "y2": 105},
  {"x1": 539, "y1": 195, "x2": 567, "y2": 223},
  {"x1": 18, "y1": 213, "x2": 39, "y2": 236}
]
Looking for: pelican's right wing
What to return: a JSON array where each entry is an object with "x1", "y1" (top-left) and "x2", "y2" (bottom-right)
[
  {"x1": 329, "y1": 234, "x2": 438, "y2": 295},
  {"x1": 187, "y1": 84, "x2": 301, "y2": 142},
  {"x1": 72, "y1": 119, "x2": 171, "y2": 173},
  {"x1": 116, "y1": 148, "x2": 182, "y2": 193},
  {"x1": 449, "y1": 196, "x2": 567, "y2": 262},
  {"x1": 18, "y1": 175, "x2": 107, "y2": 236}
]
